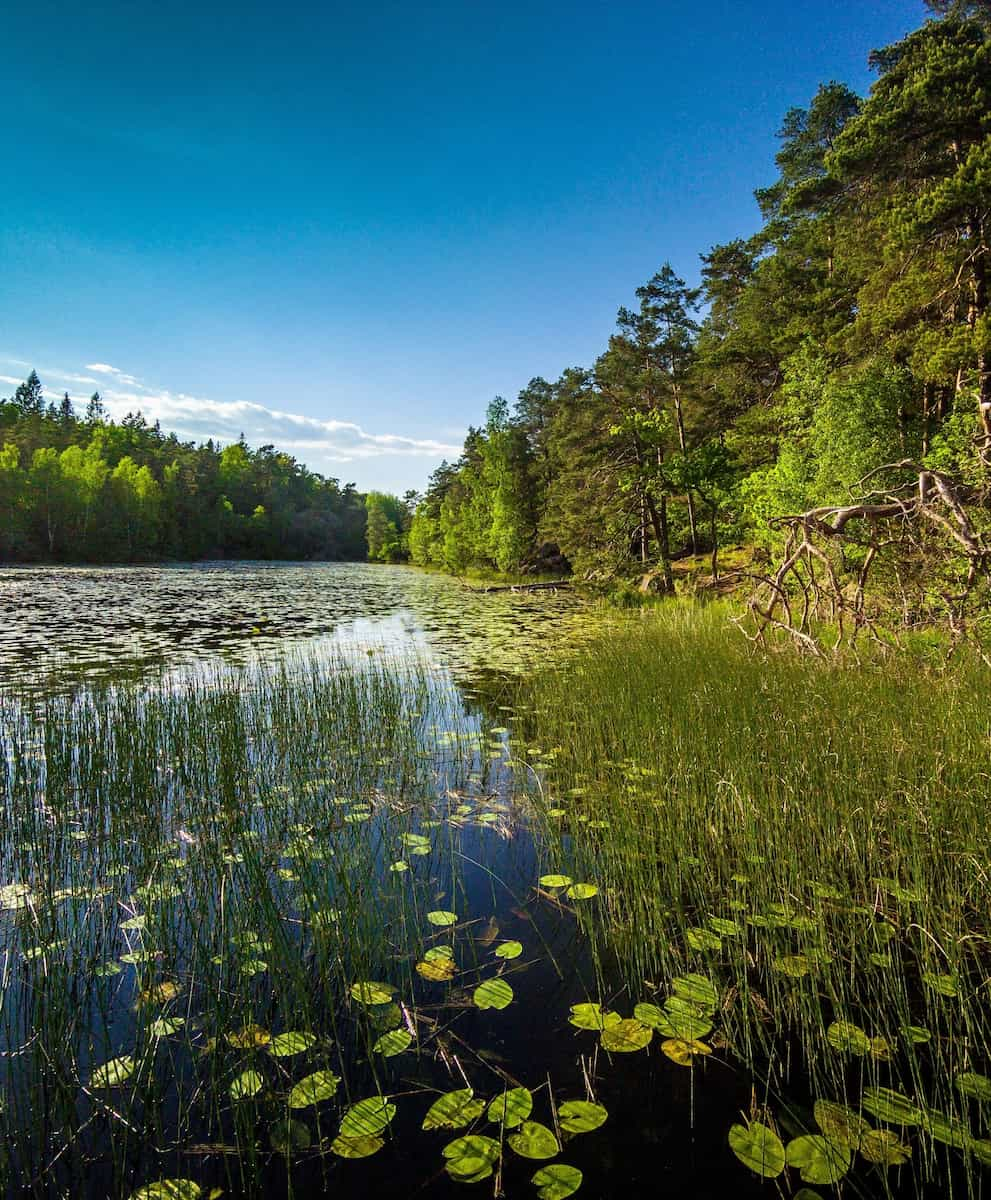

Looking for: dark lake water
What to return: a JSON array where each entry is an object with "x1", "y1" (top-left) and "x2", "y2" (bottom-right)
[{"x1": 0, "y1": 564, "x2": 967, "y2": 1199}]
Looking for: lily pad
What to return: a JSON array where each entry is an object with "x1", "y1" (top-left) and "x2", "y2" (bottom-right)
[
  {"x1": 230, "y1": 1069, "x2": 264, "y2": 1100},
  {"x1": 227, "y1": 1023, "x2": 271, "y2": 1049},
  {"x1": 728, "y1": 1122, "x2": 786, "y2": 1178},
  {"x1": 660, "y1": 1038, "x2": 711, "y2": 1065},
  {"x1": 268, "y1": 1031, "x2": 317, "y2": 1058},
  {"x1": 423, "y1": 1089, "x2": 486, "y2": 1130},
  {"x1": 487, "y1": 1087, "x2": 533, "y2": 1128},
  {"x1": 558, "y1": 1100, "x2": 608, "y2": 1133},
  {"x1": 671, "y1": 974, "x2": 719, "y2": 1013},
  {"x1": 507, "y1": 1120, "x2": 560, "y2": 1159},
  {"x1": 330, "y1": 1134, "x2": 384, "y2": 1158},
  {"x1": 417, "y1": 958, "x2": 456, "y2": 981},
  {"x1": 532, "y1": 1164, "x2": 583, "y2": 1199},
  {"x1": 288, "y1": 1070, "x2": 340, "y2": 1108},
  {"x1": 785, "y1": 1135, "x2": 851, "y2": 1184},
  {"x1": 349, "y1": 980, "x2": 395, "y2": 1005},
  {"x1": 473, "y1": 978, "x2": 514, "y2": 1010},
  {"x1": 495, "y1": 940, "x2": 523, "y2": 959},
  {"x1": 373, "y1": 1028, "x2": 412, "y2": 1057},
  {"x1": 860, "y1": 1129, "x2": 912, "y2": 1166},
  {"x1": 341, "y1": 1096, "x2": 396, "y2": 1138},
  {"x1": 566, "y1": 883, "x2": 598, "y2": 900},
  {"x1": 128, "y1": 1183, "x2": 201, "y2": 1200},
  {"x1": 956, "y1": 1072, "x2": 991, "y2": 1102},
  {"x1": 270, "y1": 1118, "x2": 311, "y2": 1153},
  {"x1": 539, "y1": 874, "x2": 573, "y2": 888},
  {"x1": 862, "y1": 1087, "x2": 921, "y2": 1126},
  {"x1": 600, "y1": 1019, "x2": 652, "y2": 1053},
  {"x1": 568, "y1": 1002, "x2": 621, "y2": 1031},
  {"x1": 427, "y1": 910, "x2": 458, "y2": 927},
  {"x1": 91, "y1": 1055, "x2": 135, "y2": 1088},
  {"x1": 826, "y1": 1021, "x2": 871, "y2": 1056},
  {"x1": 813, "y1": 1099, "x2": 870, "y2": 1149},
  {"x1": 443, "y1": 1134, "x2": 501, "y2": 1182}
]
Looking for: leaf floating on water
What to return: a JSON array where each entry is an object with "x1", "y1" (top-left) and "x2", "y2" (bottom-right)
[
  {"x1": 600, "y1": 1019, "x2": 652, "y2": 1053},
  {"x1": 826, "y1": 1021, "x2": 871, "y2": 1056},
  {"x1": 557, "y1": 1100, "x2": 608, "y2": 1133},
  {"x1": 671, "y1": 974, "x2": 719, "y2": 1013},
  {"x1": 785, "y1": 1135, "x2": 852, "y2": 1184},
  {"x1": 270, "y1": 1118, "x2": 311, "y2": 1153},
  {"x1": 137, "y1": 980, "x2": 180, "y2": 1006},
  {"x1": 373, "y1": 1028, "x2": 412, "y2": 1057},
  {"x1": 568, "y1": 1002, "x2": 621, "y2": 1031},
  {"x1": 859, "y1": 1129, "x2": 912, "y2": 1166},
  {"x1": 330, "y1": 1134, "x2": 384, "y2": 1158},
  {"x1": 686, "y1": 926, "x2": 722, "y2": 952},
  {"x1": 426, "y1": 910, "x2": 458, "y2": 927},
  {"x1": 707, "y1": 916, "x2": 741, "y2": 937},
  {"x1": 423, "y1": 1089, "x2": 486, "y2": 1130},
  {"x1": 91, "y1": 1055, "x2": 135, "y2": 1088},
  {"x1": 861, "y1": 1087, "x2": 922, "y2": 1126},
  {"x1": 443, "y1": 1134, "x2": 501, "y2": 1182},
  {"x1": 268, "y1": 1031, "x2": 317, "y2": 1058},
  {"x1": 921, "y1": 1109, "x2": 970, "y2": 1148},
  {"x1": 813, "y1": 1100, "x2": 871, "y2": 1149},
  {"x1": 660, "y1": 1038, "x2": 711, "y2": 1065},
  {"x1": 903, "y1": 1025, "x2": 932, "y2": 1045},
  {"x1": 507, "y1": 1121, "x2": 560, "y2": 1160},
  {"x1": 150, "y1": 1016, "x2": 185, "y2": 1038},
  {"x1": 340, "y1": 1097, "x2": 396, "y2": 1138},
  {"x1": 128, "y1": 1182, "x2": 202, "y2": 1200},
  {"x1": 424, "y1": 944, "x2": 456, "y2": 963},
  {"x1": 495, "y1": 940, "x2": 523, "y2": 960},
  {"x1": 538, "y1": 874, "x2": 573, "y2": 889},
  {"x1": 487, "y1": 1087, "x2": 532, "y2": 1128},
  {"x1": 349, "y1": 981, "x2": 396, "y2": 1005},
  {"x1": 229, "y1": 1070, "x2": 264, "y2": 1101},
  {"x1": 473, "y1": 978, "x2": 514, "y2": 1010},
  {"x1": 956, "y1": 1072, "x2": 991, "y2": 1102},
  {"x1": 532, "y1": 1164, "x2": 583, "y2": 1199},
  {"x1": 288, "y1": 1070, "x2": 340, "y2": 1108},
  {"x1": 389, "y1": 860, "x2": 409, "y2": 873},
  {"x1": 566, "y1": 883, "x2": 598, "y2": 901},
  {"x1": 227, "y1": 1024, "x2": 271, "y2": 1049},
  {"x1": 728, "y1": 1122, "x2": 786, "y2": 1178},
  {"x1": 922, "y1": 971, "x2": 959, "y2": 997},
  {"x1": 417, "y1": 958, "x2": 457, "y2": 981}
]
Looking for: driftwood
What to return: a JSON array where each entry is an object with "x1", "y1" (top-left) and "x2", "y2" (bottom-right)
[
  {"x1": 741, "y1": 461, "x2": 990, "y2": 658},
  {"x1": 467, "y1": 581, "x2": 572, "y2": 594}
]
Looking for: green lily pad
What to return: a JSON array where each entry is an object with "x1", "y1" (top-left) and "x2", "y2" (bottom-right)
[
  {"x1": 860, "y1": 1129, "x2": 912, "y2": 1165},
  {"x1": 558, "y1": 1100, "x2": 608, "y2": 1133},
  {"x1": 487, "y1": 1087, "x2": 532, "y2": 1128},
  {"x1": 373, "y1": 1028, "x2": 412, "y2": 1057},
  {"x1": 671, "y1": 974, "x2": 719, "y2": 1013},
  {"x1": 230, "y1": 1069, "x2": 264, "y2": 1100},
  {"x1": 341, "y1": 1096, "x2": 396, "y2": 1138},
  {"x1": 728, "y1": 1122, "x2": 786, "y2": 1178},
  {"x1": 566, "y1": 883, "x2": 598, "y2": 900},
  {"x1": 91, "y1": 1055, "x2": 135, "y2": 1088},
  {"x1": 862, "y1": 1087, "x2": 921, "y2": 1126},
  {"x1": 686, "y1": 926, "x2": 722, "y2": 951},
  {"x1": 330, "y1": 1134, "x2": 384, "y2": 1158},
  {"x1": 350, "y1": 980, "x2": 395, "y2": 1005},
  {"x1": 956, "y1": 1072, "x2": 991, "y2": 1102},
  {"x1": 826, "y1": 1021, "x2": 871, "y2": 1056},
  {"x1": 922, "y1": 972, "x2": 958, "y2": 997},
  {"x1": 128, "y1": 1183, "x2": 201, "y2": 1200},
  {"x1": 495, "y1": 940, "x2": 523, "y2": 959},
  {"x1": 507, "y1": 1120, "x2": 560, "y2": 1159},
  {"x1": 443, "y1": 1134, "x2": 501, "y2": 1182},
  {"x1": 813, "y1": 1099, "x2": 870, "y2": 1149},
  {"x1": 785, "y1": 1135, "x2": 851, "y2": 1184},
  {"x1": 149, "y1": 1016, "x2": 185, "y2": 1038},
  {"x1": 288, "y1": 1070, "x2": 340, "y2": 1108},
  {"x1": 417, "y1": 958, "x2": 456, "y2": 981},
  {"x1": 600, "y1": 1019, "x2": 652, "y2": 1053},
  {"x1": 568, "y1": 1002, "x2": 621, "y2": 1031},
  {"x1": 427, "y1": 910, "x2": 458, "y2": 927},
  {"x1": 539, "y1": 874, "x2": 573, "y2": 888},
  {"x1": 423, "y1": 1089, "x2": 486, "y2": 1130},
  {"x1": 473, "y1": 977, "x2": 514, "y2": 1010},
  {"x1": 532, "y1": 1164, "x2": 583, "y2": 1199},
  {"x1": 268, "y1": 1031, "x2": 317, "y2": 1058}
]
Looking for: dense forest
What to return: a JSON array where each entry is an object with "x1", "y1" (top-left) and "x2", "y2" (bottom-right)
[
  {"x1": 0, "y1": 378, "x2": 374, "y2": 562},
  {"x1": 408, "y1": 1, "x2": 991, "y2": 616}
]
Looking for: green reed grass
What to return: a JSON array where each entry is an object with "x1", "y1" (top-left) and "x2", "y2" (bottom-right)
[{"x1": 517, "y1": 600, "x2": 991, "y2": 1194}]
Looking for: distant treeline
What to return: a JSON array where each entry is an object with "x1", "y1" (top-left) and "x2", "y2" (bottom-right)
[
  {"x1": 409, "y1": 2, "x2": 991, "y2": 583},
  {"x1": 0, "y1": 378, "x2": 375, "y2": 562}
]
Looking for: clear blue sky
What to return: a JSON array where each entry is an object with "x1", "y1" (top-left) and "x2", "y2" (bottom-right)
[{"x1": 1, "y1": 0, "x2": 925, "y2": 493}]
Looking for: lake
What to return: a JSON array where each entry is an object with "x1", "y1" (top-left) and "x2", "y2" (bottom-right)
[{"x1": 0, "y1": 564, "x2": 970, "y2": 1199}]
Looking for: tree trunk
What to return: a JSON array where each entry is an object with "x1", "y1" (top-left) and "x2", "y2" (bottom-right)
[{"x1": 672, "y1": 384, "x2": 698, "y2": 554}]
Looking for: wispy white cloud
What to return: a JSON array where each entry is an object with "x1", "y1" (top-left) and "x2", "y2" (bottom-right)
[{"x1": 2, "y1": 356, "x2": 462, "y2": 473}]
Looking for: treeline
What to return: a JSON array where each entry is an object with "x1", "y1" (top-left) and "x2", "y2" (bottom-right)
[
  {"x1": 0, "y1": 376, "x2": 369, "y2": 562},
  {"x1": 409, "y1": 1, "x2": 991, "y2": 584}
]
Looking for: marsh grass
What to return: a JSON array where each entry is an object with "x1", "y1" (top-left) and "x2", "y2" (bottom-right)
[{"x1": 517, "y1": 600, "x2": 991, "y2": 1193}]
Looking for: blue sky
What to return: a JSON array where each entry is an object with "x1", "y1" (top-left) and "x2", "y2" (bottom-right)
[{"x1": 2, "y1": 0, "x2": 925, "y2": 493}]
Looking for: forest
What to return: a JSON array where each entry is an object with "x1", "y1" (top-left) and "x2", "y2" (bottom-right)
[{"x1": 407, "y1": 1, "x2": 991, "y2": 635}]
